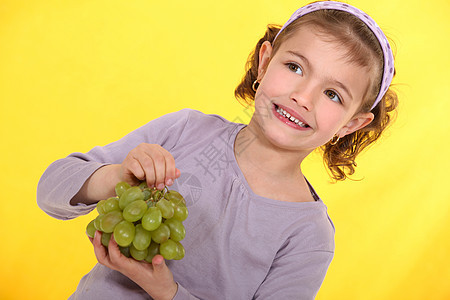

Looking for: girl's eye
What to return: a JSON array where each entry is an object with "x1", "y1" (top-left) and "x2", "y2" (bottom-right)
[
  {"x1": 325, "y1": 90, "x2": 342, "y2": 103},
  {"x1": 287, "y1": 63, "x2": 303, "y2": 75}
]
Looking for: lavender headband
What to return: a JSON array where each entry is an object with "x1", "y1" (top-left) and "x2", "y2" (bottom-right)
[{"x1": 273, "y1": 1, "x2": 394, "y2": 110}]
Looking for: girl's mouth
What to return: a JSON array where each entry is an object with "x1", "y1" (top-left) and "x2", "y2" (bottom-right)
[{"x1": 272, "y1": 104, "x2": 310, "y2": 129}]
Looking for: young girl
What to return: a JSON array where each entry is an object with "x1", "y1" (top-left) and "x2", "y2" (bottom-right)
[{"x1": 37, "y1": 1, "x2": 398, "y2": 299}]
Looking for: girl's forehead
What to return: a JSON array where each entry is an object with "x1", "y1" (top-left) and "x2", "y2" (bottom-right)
[
  {"x1": 276, "y1": 24, "x2": 375, "y2": 72},
  {"x1": 277, "y1": 26, "x2": 349, "y2": 58}
]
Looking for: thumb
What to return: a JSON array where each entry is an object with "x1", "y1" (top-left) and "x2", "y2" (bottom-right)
[{"x1": 152, "y1": 254, "x2": 166, "y2": 272}]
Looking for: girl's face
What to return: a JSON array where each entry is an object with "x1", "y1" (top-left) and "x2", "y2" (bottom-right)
[{"x1": 252, "y1": 24, "x2": 375, "y2": 153}]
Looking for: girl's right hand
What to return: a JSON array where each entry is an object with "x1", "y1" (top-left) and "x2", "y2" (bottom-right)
[
  {"x1": 119, "y1": 143, "x2": 180, "y2": 190},
  {"x1": 70, "y1": 144, "x2": 180, "y2": 205}
]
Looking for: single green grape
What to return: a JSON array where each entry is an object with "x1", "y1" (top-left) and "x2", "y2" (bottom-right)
[
  {"x1": 103, "y1": 197, "x2": 120, "y2": 214},
  {"x1": 144, "y1": 242, "x2": 160, "y2": 263},
  {"x1": 86, "y1": 219, "x2": 96, "y2": 238},
  {"x1": 115, "y1": 181, "x2": 131, "y2": 197},
  {"x1": 164, "y1": 190, "x2": 186, "y2": 206},
  {"x1": 119, "y1": 246, "x2": 130, "y2": 258},
  {"x1": 130, "y1": 244, "x2": 148, "y2": 261},
  {"x1": 141, "y1": 207, "x2": 162, "y2": 231},
  {"x1": 142, "y1": 188, "x2": 152, "y2": 201},
  {"x1": 172, "y1": 204, "x2": 188, "y2": 222},
  {"x1": 164, "y1": 219, "x2": 186, "y2": 242},
  {"x1": 123, "y1": 200, "x2": 147, "y2": 223},
  {"x1": 168, "y1": 200, "x2": 177, "y2": 210},
  {"x1": 150, "y1": 223, "x2": 170, "y2": 244},
  {"x1": 133, "y1": 224, "x2": 152, "y2": 251},
  {"x1": 174, "y1": 241, "x2": 185, "y2": 260},
  {"x1": 156, "y1": 199, "x2": 174, "y2": 219},
  {"x1": 138, "y1": 181, "x2": 148, "y2": 190},
  {"x1": 94, "y1": 214, "x2": 105, "y2": 231},
  {"x1": 119, "y1": 186, "x2": 144, "y2": 209},
  {"x1": 96, "y1": 199, "x2": 107, "y2": 215},
  {"x1": 100, "y1": 210, "x2": 124, "y2": 233},
  {"x1": 160, "y1": 239, "x2": 178, "y2": 260},
  {"x1": 113, "y1": 220, "x2": 135, "y2": 247},
  {"x1": 101, "y1": 232, "x2": 112, "y2": 247}
]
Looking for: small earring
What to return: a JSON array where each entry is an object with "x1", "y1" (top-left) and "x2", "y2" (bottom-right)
[
  {"x1": 330, "y1": 135, "x2": 340, "y2": 145},
  {"x1": 252, "y1": 80, "x2": 259, "y2": 92}
]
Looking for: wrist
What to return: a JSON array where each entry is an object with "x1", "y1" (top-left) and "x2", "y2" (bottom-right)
[
  {"x1": 103, "y1": 164, "x2": 122, "y2": 189},
  {"x1": 92, "y1": 164, "x2": 121, "y2": 198},
  {"x1": 167, "y1": 282, "x2": 178, "y2": 300},
  {"x1": 70, "y1": 164, "x2": 121, "y2": 205},
  {"x1": 145, "y1": 281, "x2": 178, "y2": 300}
]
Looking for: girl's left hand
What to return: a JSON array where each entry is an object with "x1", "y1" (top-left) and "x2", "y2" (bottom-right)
[{"x1": 90, "y1": 231, "x2": 178, "y2": 300}]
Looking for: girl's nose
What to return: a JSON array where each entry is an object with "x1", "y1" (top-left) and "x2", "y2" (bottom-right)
[{"x1": 289, "y1": 83, "x2": 317, "y2": 111}]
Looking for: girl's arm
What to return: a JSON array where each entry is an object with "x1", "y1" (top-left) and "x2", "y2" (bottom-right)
[
  {"x1": 69, "y1": 164, "x2": 121, "y2": 206},
  {"x1": 37, "y1": 109, "x2": 201, "y2": 299},
  {"x1": 37, "y1": 109, "x2": 191, "y2": 220}
]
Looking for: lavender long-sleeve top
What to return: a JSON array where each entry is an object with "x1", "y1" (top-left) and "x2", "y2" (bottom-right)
[{"x1": 37, "y1": 109, "x2": 335, "y2": 299}]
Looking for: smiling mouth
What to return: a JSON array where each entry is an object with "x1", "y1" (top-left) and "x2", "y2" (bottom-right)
[{"x1": 274, "y1": 104, "x2": 309, "y2": 128}]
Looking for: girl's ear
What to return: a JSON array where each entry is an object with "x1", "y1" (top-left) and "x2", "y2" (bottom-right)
[
  {"x1": 257, "y1": 41, "x2": 273, "y2": 80},
  {"x1": 338, "y1": 112, "x2": 374, "y2": 138}
]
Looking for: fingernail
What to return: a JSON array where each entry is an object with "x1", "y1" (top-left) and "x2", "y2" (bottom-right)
[
  {"x1": 157, "y1": 183, "x2": 165, "y2": 190},
  {"x1": 166, "y1": 178, "x2": 173, "y2": 186}
]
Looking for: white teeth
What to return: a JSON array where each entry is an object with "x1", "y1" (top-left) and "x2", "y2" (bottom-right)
[{"x1": 276, "y1": 106, "x2": 307, "y2": 127}]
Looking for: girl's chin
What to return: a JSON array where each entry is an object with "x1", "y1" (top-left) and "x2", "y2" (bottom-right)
[
  {"x1": 262, "y1": 127, "x2": 304, "y2": 150},
  {"x1": 261, "y1": 125, "x2": 328, "y2": 152}
]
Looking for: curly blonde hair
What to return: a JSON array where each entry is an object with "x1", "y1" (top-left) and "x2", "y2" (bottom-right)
[{"x1": 235, "y1": 9, "x2": 398, "y2": 181}]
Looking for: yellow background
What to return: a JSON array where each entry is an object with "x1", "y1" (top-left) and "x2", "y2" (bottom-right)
[{"x1": 1, "y1": 0, "x2": 449, "y2": 299}]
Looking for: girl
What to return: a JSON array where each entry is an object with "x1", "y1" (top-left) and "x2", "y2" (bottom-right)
[{"x1": 37, "y1": 1, "x2": 398, "y2": 299}]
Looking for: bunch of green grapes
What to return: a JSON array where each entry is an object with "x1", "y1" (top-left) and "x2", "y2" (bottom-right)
[{"x1": 86, "y1": 181, "x2": 188, "y2": 262}]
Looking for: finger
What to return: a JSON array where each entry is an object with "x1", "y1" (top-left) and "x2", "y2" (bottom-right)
[
  {"x1": 135, "y1": 152, "x2": 157, "y2": 188},
  {"x1": 151, "y1": 254, "x2": 166, "y2": 272},
  {"x1": 165, "y1": 168, "x2": 181, "y2": 187},
  {"x1": 156, "y1": 146, "x2": 178, "y2": 186},
  {"x1": 122, "y1": 156, "x2": 146, "y2": 184},
  {"x1": 108, "y1": 234, "x2": 125, "y2": 263},
  {"x1": 150, "y1": 148, "x2": 168, "y2": 190},
  {"x1": 129, "y1": 158, "x2": 146, "y2": 181},
  {"x1": 93, "y1": 231, "x2": 112, "y2": 268},
  {"x1": 108, "y1": 235, "x2": 144, "y2": 278},
  {"x1": 163, "y1": 153, "x2": 177, "y2": 187}
]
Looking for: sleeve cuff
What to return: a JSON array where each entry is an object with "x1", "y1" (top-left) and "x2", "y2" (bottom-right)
[{"x1": 172, "y1": 282, "x2": 199, "y2": 300}]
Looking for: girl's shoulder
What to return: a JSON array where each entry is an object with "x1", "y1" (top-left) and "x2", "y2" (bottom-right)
[
  {"x1": 175, "y1": 108, "x2": 238, "y2": 126},
  {"x1": 160, "y1": 108, "x2": 242, "y2": 136},
  {"x1": 134, "y1": 108, "x2": 238, "y2": 140},
  {"x1": 138, "y1": 108, "x2": 243, "y2": 153}
]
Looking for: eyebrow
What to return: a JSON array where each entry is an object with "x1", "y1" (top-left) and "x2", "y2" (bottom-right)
[
  {"x1": 329, "y1": 78, "x2": 353, "y2": 101},
  {"x1": 286, "y1": 50, "x2": 354, "y2": 101},
  {"x1": 287, "y1": 50, "x2": 310, "y2": 69}
]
